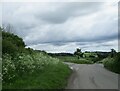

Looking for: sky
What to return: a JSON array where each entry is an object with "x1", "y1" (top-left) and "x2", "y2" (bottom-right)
[{"x1": 1, "y1": 0, "x2": 119, "y2": 53}]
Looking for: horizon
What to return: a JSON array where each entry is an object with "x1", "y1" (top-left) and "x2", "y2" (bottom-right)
[{"x1": 28, "y1": 46, "x2": 115, "y2": 53}]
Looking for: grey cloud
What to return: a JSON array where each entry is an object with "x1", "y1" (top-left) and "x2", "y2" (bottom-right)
[
  {"x1": 37, "y1": 2, "x2": 103, "y2": 24},
  {"x1": 25, "y1": 29, "x2": 118, "y2": 46},
  {"x1": 28, "y1": 39, "x2": 118, "y2": 53},
  {"x1": 2, "y1": 2, "x2": 118, "y2": 52}
]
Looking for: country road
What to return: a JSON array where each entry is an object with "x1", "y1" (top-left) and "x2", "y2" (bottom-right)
[{"x1": 65, "y1": 62, "x2": 118, "y2": 89}]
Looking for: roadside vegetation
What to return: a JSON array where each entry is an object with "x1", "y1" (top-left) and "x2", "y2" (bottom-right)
[
  {"x1": 103, "y1": 52, "x2": 120, "y2": 74},
  {"x1": 1, "y1": 27, "x2": 71, "y2": 89}
]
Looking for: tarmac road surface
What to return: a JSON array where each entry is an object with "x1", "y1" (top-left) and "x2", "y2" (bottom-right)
[{"x1": 65, "y1": 63, "x2": 118, "y2": 89}]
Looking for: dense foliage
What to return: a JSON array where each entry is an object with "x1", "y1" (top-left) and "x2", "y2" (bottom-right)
[
  {"x1": 103, "y1": 52, "x2": 120, "y2": 74},
  {"x1": 2, "y1": 29, "x2": 71, "y2": 89},
  {"x1": 2, "y1": 30, "x2": 25, "y2": 56}
]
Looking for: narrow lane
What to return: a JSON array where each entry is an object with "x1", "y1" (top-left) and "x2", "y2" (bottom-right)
[{"x1": 65, "y1": 63, "x2": 118, "y2": 89}]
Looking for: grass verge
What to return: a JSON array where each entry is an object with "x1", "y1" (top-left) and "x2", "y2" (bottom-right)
[{"x1": 3, "y1": 62, "x2": 71, "y2": 90}]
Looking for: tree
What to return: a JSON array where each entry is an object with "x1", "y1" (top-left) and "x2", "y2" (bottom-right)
[
  {"x1": 74, "y1": 48, "x2": 83, "y2": 59},
  {"x1": 111, "y1": 49, "x2": 116, "y2": 58},
  {"x1": 76, "y1": 48, "x2": 81, "y2": 53}
]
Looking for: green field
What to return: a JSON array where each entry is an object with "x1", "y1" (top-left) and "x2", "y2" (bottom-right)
[{"x1": 54, "y1": 56, "x2": 94, "y2": 64}]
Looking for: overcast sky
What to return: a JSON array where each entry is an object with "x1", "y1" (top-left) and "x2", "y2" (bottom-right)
[{"x1": 1, "y1": 1, "x2": 118, "y2": 53}]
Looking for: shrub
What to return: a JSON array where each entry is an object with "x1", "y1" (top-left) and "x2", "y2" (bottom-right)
[
  {"x1": 2, "y1": 31, "x2": 25, "y2": 47},
  {"x1": 2, "y1": 31, "x2": 26, "y2": 56},
  {"x1": 103, "y1": 52, "x2": 120, "y2": 74},
  {"x1": 2, "y1": 39, "x2": 18, "y2": 56}
]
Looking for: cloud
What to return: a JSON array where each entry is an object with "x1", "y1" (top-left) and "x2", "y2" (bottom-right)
[
  {"x1": 36, "y1": 2, "x2": 103, "y2": 24},
  {"x1": 2, "y1": 2, "x2": 118, "y2": 52},
  {"x1": 0, "y1": 2, "x2": 2, "y2": 25},
  {"x1": 24, "y1": 6, "x2": 118, "y2": 45}
]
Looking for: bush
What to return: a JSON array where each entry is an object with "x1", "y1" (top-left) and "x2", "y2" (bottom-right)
[
  {"x1": 2, "y1": 31, "x2": 25, "y2": 56},
  {"x1": 113, "y1": 52, "x2": 120, "y2": 73},
  {"x1": 103, "y1": 52, "x2": 120, "y2": 74},
  {"x1": 2, "y1": 31, "x2": 25, "y2": 47},
  {"x1": 2, "y1": 54, "x2": 16, "y2": 83},
  {"x1": 2, "y1": 39, "x2": 18, "y2": 56}
]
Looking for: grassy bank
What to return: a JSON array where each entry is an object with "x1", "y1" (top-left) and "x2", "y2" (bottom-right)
[
  {"x1": 2, "y1": 29, "x2": 71, "y2": 89},
  {"x1": 3, "y1": 54, "x2": 71, "y2": 89},
  {"x1": 103, "y1": 52, "x2": 120, "y2": 74}
]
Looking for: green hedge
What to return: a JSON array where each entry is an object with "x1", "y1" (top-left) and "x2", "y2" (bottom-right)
[{"x1": 103, "y1": 52, "x2": 120, "y2": 74}]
